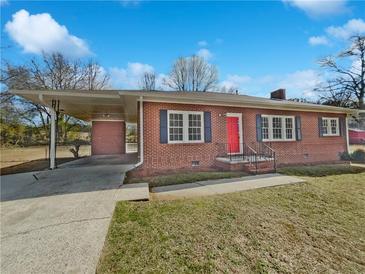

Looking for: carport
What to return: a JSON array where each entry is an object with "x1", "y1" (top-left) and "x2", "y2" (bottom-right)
[{"x1": 11, "y1": 90, "x2": 143, "y2": 169}]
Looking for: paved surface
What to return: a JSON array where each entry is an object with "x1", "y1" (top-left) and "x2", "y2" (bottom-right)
[
  {"x1": 351, "y1": 162, "x2": 365, "y2": 168},
  {"x1": 152, "y1": 173, "x2": 306, "y2": 200},
  {"x1": 0, "y1": 155, "x2": 147, "y2": 274}
]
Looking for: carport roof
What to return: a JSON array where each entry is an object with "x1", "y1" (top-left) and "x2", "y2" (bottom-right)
[{"x1": 11, "y1": 89, "x2": 358, "y2": 122}]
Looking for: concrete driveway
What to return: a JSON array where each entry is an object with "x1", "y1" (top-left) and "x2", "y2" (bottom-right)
[{"x1": 0, "y1": 155, "x2": 143, "y2": 274}]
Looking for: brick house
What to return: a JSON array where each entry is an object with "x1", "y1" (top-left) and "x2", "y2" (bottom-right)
[{"x1": 13, "y1": 89, "x2": 358, "y2": 174}]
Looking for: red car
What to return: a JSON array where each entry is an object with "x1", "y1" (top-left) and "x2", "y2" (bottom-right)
[{"x1": 349, "y1": 129, "x2": 365, "y2": 144}]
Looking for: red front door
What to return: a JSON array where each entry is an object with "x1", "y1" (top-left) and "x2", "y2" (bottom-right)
[{"x1": 226, "y1": 116, "x2": 240, "y2": 153}]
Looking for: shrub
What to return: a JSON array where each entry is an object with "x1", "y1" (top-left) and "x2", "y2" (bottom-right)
[
  {"x1": 339, "y1": 149, "x2": 365, "y2": 162},
  {"x1": 339, "y1": 151, "x2": 352, "y2": 161},
  {"x1": 352, "y1": 149, "x2": 365, "y2": 162},
  {"x1": 69, "y1": 139, "x2": 88, "y2": 158}
]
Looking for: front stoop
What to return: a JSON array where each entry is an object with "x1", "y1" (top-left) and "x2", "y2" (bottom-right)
[{"x1": 214, "y1": 158, "x2": 275, "y2": 174}]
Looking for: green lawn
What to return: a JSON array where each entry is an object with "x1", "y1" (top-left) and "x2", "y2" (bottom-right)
[
  {"x1": 125, "y1": 171, "x2": 248, "y2": 188},
  {"x1": 98, "y1": 172, "x2": 365, "y2": 273}
]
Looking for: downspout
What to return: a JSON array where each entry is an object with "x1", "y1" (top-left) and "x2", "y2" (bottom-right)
[{"x1": 135, "y1": 96, "x2": 144, "y2": 167}]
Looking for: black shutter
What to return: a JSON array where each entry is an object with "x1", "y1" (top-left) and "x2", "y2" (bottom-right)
[
  {"x1": 295, "y1": 116, "x2": 302, "y2": 141},
  {"x1": 160, "y1": 110, "x2": 168, "y2": 144},
  {"x1": 339, "y1": 117, "x2": 346, "y2": 136},
  {"x1": 256, "y1": 114, "x2": 262, "y2": 142},
  {"x1": 204, "y1": 112, "x2": 212, "y2": 143},
  {"x1": 318, "y1": 117, "x2": 323, "y2": 137}
]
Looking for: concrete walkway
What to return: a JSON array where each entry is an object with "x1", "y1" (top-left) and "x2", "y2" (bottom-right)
[
  {"x1": 1, "y1": 156, "x2": 148, "y2": 274},
  {"x1": 152, "y1": 173, "x2": 305, "y2": 200}
]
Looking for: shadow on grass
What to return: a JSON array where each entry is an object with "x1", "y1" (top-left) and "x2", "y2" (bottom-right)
[{"x1": 278, "y1": 164, "x2": 365, "y2": 177}]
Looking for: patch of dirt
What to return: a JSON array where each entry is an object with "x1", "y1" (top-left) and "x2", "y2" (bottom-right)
[{"x1": 0, "y1": 158, "x2": 77, "y2": 175}]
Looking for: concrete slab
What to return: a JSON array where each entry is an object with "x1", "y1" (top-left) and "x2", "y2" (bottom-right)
[
  {"x1": 58, "y1": 153, "x2": 138, "y2": 168},
  {"x1": 152, "y1": 173, "x2": 305, "y2": 200},
  {"x1": 0, "y1": 157, "x2": 145, "y2": 274},
  {"x1": 115, "y1": 183, "x2": 150, "y2": 201}
]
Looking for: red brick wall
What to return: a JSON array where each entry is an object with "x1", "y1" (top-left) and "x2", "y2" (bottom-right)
[
  {"x1": 139, "y1": 102, "x2": 347, "y2": 173},
  {"x1": 91, "y1": 121, "x2": 125, "y2": 155}
]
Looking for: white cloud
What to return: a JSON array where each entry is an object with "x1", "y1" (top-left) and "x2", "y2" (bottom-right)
[
  {"x1": 282, "y1": 0, "x2": 349, "y2": 17},
  {"x1": 308, "y1": 35, "x2": 329, "y2": 46},
  {"x1": 109, "y1": 62, "x2": 167, "y2": 89},
  {"x1": 5, "y1": 9, "x2": 90, "y2": 57},
  {"x1": 196, "y1": 48, "x2": 213, "y2": 60},
  {"x1": 220, "y1": 74, "x2": 251, "y2": 91},
  {"x1": 197, "y1": 40, "x2": 208, "y2": 47},
  {"x1": 326, "y1": 18, "x2": 365, "y2": 40},
  {"x1": 278, "y1": 70, "x2": 322, "y2": 97}
]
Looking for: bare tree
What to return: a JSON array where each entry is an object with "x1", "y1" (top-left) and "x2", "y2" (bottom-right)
[
  {"x1": 164, "y1": 55, "x2": 218, "y2": 92},
  {"x1": 164, "y1": 57, "x2": 189, "y2": 91},
  {"x1": 139, "y1": 71, "x2": 156, "y2": 91},
  {"x1": 220, "y1": 86, "x2": 237, "y2": 94},
  {"x1": 83, "y1": 60, "x2": 110, "y2": 90},
  {"x1": 1, "y1": 52, "x2": 110, "y2": 141},
  {"x1": 316, "y1": 36, "x2": 365, "y2": 110}
]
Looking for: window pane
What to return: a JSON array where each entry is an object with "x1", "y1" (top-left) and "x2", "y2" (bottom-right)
[
  {"x1": 272, "y1": 117, "x2": 282, "y2": 139},
  {"x1": 285, "y1": 118, "x2": 293, "y2": 139},
  {"x1": 261, "y1": 117, "x2": 269, "y2": 140},
  {"x1": 188, "y1": 114, "x2": 202, "y2": 141},
  {"x1": 322, "y1": 119, "x2": 328, "y2": 135},
  {"x1": 331, "y1": 119, "x2": 338, "y2": 134},
  {"x1": 169, "y1": 113, "x2": 183, "y2": 141}
]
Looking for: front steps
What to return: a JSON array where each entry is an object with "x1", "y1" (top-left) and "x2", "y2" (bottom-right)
[{"x1": 215, "y1": 157, "x2": 276, "y2": 174}]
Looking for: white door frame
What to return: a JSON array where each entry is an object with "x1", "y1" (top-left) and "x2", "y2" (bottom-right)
[{"x1": 226, "y1": 113, "x2": 243, "y2": 154}]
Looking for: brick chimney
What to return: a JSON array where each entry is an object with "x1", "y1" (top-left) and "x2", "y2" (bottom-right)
[{"x1": 270, "y1": 88, "x2": 286, "y2": 100}]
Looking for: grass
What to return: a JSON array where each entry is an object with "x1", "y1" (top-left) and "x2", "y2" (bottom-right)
[
  {"x1": 125, "y1": 171, "x2": 248, "y2": 188},
  {"x1": 0, "y1": 145, "x2": 91, "y2": 169},
  {"x1": 98, "y1": 172, "x2": 365, "y2": 273},
  {"x1": 0, "y1": 157, "x2": 77, "y2": 175},
  {"x1": 278, "y1": 164, "x2": 365, "y2": 177}
]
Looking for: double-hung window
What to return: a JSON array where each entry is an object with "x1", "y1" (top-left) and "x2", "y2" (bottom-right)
[
  {"x1": 169, "y1": 113, "x2": 183, "y2": 141},
  {"x1": 168, "y1": 110, "x2": 204, "y2": 143},
  {"x1": 261, "y1": 115, "x2": 296, "y2": 141},
  {"x1": 321, "y1": 117, "x2": 339, "y2": 136}
]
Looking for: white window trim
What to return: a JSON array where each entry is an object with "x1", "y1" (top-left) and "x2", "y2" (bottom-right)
[
  {"x1": 167, "y1": 110, "x2": 205, "y2": 144},
  {"x1": 262, "y1": 115, "x2": 296, "y2": 142},
  {"x1": 322, "y1": 117, "x2": 340, "y2": 136}
]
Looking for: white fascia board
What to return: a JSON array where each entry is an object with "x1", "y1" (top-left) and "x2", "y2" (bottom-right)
[
  {"x1": 11, "y1": 89, "x2": 357, "y2": 115},
  {"x1": 139, "y1": 97, "x2": 355, "y2": 114}
]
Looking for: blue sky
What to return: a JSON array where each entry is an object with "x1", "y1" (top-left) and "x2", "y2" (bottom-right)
[{"x1": 1, "y1": 0, "x2": 365, "y2": 98}]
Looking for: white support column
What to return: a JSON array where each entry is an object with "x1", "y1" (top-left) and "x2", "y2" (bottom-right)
[
  {"x1": 50, "y1": 108, "x2": 56, "y2": 169},
  {"x1": 346, "y1": 115, "x2": 350, "y2": 153},
  {"x1": 135, "y1": 96, "x2": 144, "y2": 167},
  {"x1": 139, "y1": 96, "x2": 144, "y2": 163}
]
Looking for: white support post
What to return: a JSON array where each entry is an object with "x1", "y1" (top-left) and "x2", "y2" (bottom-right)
[
  {"x1": 139, "y1": 96, "x2": 144, "y2": 163},
  {"x1": 346, "y1": 115, "x2": 350, "y2": 153},
  {"x1": 135, "y1": 96, "x2": 144, "y2": 167},
  {"x1": 50, "y1": 108, "x2": 56, "y2": 169}
]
